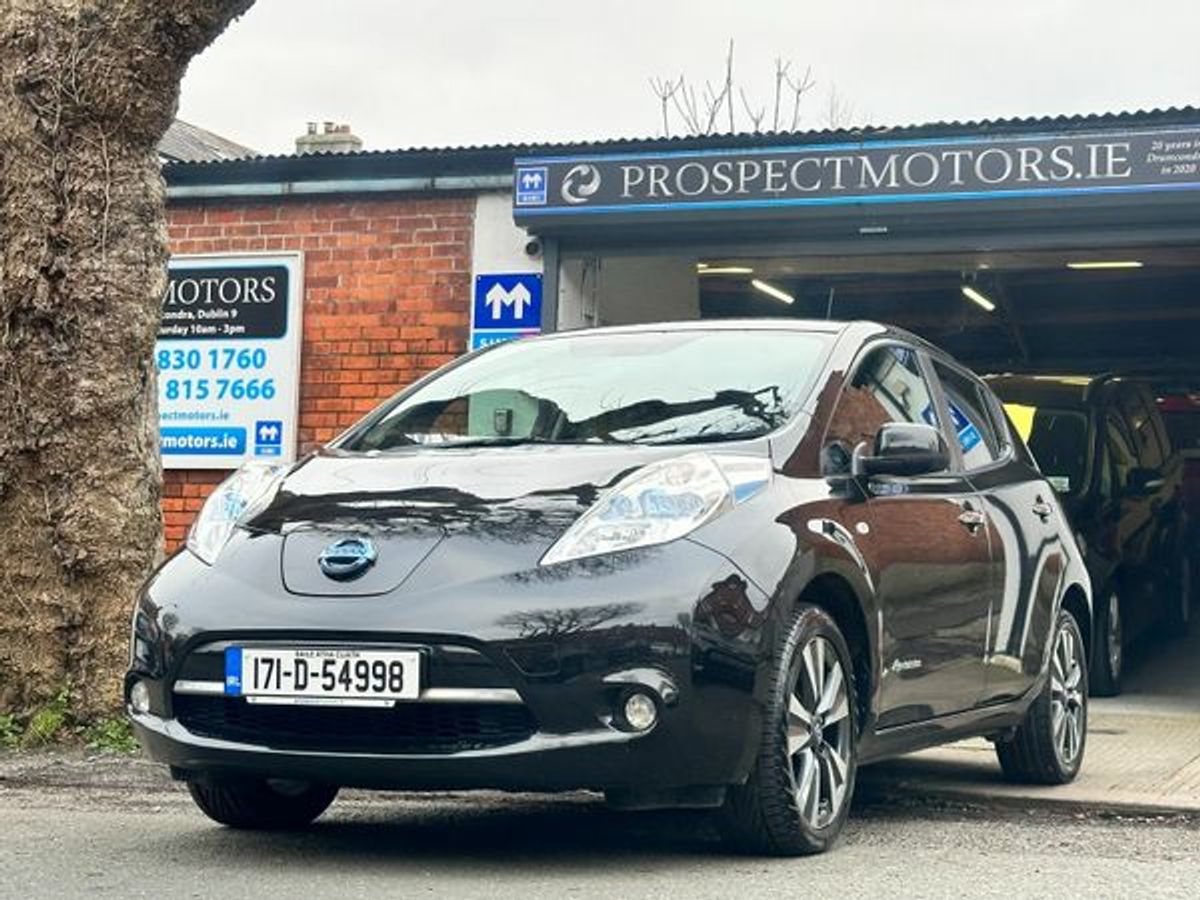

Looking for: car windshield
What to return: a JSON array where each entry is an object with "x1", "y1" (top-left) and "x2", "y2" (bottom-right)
[
  {"x1": 340, "y1": 329, "x2": 832, "y2": 450},
  {"x1": 1005, "y1": 403, "x2": 1089, "y2": 494}
]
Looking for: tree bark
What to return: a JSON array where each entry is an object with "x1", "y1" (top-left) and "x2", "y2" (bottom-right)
[{"x1": 0, "y1": 0, "x2": 253, "y2": 718}]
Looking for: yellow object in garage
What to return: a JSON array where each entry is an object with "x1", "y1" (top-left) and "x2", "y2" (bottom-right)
[{"x1": 1005, "y1": 403, "x2": 1037, "y2": 442}]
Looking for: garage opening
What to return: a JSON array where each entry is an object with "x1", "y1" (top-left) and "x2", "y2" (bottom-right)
[{"x1": 556, "y1": 242, "x2": 1200, "y2": 712}]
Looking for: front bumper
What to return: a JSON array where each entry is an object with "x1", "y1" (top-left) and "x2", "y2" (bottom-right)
[
  {"x1": 127, "y1": 534, "x2": 774, "y2": 793},
  {"x1": 132, "y1": 708, "x2": 731, "y2": 792}
]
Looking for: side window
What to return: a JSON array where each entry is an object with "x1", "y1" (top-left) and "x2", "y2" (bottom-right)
[
  {"x1": 1097, "y1": 438, "x2": 1113, "y2": 502},
  {"x1": 931, "y1": 360, "x2": 1002, "y2": 470},
  {"x1": 823, "y1": 344, "x2": 939, "y2": 474},
  {"x1": 1107, "y1": 416, "x2": 1137, "y2": 494},
  {"x1": 1118, "y1": 387, "x2": 1163, "y2": 469}
]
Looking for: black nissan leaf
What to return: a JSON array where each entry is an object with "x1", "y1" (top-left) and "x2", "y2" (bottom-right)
[{"x1": 128, "y1": 320, "x2": 1091, "y2": 855}]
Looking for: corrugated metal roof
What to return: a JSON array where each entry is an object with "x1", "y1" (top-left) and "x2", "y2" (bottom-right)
[
  {"x1": 159, "y1": 119, "x2": 258, "y2": 163},
  {"x1": 163, "y1": 106, "x2": 1200, "y2": 187}
]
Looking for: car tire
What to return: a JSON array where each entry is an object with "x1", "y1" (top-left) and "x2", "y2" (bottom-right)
[
  {"x1": 719, "y1": 603, "x2": 857, "y2": 856},
  {"x1": 996, "y1": 608, "x2": 1088, "y2": 785},
  {"x1": 187, "y1": 778, "x2": 338, "y2": 830},
  {"x1": 1089, "y1": 590, "x2": 1123, "y2": 697}
]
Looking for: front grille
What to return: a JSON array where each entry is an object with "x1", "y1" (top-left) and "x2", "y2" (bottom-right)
[{"x1": 174, "y1": 695, "x2": 536, "y2": 754}]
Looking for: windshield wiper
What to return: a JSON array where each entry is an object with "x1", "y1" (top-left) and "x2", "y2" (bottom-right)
[
  {"x1": 407, "y1": 436, "x2": 591, "y2": 450},
  {"x1": 644, "y1": 431, "x2": 764, "y2": 445}
]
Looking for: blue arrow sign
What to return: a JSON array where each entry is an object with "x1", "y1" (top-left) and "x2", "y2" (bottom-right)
[{"x1": 473, "y1": 274, "x2": 542, "y2": 330}]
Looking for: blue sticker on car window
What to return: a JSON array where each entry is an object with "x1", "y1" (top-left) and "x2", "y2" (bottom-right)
[{"x1": 948, "y1": 401, "x2": 982, "y2": 452}]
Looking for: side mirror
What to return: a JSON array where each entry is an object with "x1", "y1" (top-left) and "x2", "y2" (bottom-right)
[
  {"x1": 853, "y1": 422, "x2": 950, "y2": 478},
  {"x1": 1125, "y1": 466, "x2": 1165, "y2": 497}
]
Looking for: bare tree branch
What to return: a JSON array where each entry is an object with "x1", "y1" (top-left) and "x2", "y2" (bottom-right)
[
  {"x1": 740, "y1": 87, "x2": 765, "y2": 133},
  {"x1": 785, "y1": 65, "x2": 816, "y2": 131},
  {"x1": 647, "y1": 42, "x2": 847, "y2": 137}
]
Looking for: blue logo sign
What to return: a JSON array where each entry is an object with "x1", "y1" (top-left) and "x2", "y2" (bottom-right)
[
  {"x1": 515, "y1": 167, "x2": 548, "y2": 206},
  {"x1": 254, "y1": 419, "x2": 283, "y2": 456},
  {"x1": 318, "y1": 537, "x2": 379, "y2": 582},
  {"x1": 473, "y1": 273, "x2": 542, "y2": 330}
]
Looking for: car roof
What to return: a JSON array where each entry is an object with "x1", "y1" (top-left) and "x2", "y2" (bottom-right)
[
  {"x1": 525, "y1": 317, "x2": 933, "y2": 347},
  {"x1": 985, "y1": 373, "x2": 1124, "y2": 408}
]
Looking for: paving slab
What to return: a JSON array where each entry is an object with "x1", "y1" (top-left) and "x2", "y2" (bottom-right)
[
  {"x1": 864, "y1": 624, "x2": 1200, "y2": 815},
  {"x1": 862, "y1": 710, "x2": 1200, "y2": 815}
]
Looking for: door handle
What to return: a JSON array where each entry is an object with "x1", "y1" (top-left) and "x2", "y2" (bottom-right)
[
  {"x1": 1032, "y1": 497, "x2": 1054, "y2": 522},
  {"x1": 958, "y1": 508, "x2": 986, "y2": 533}
]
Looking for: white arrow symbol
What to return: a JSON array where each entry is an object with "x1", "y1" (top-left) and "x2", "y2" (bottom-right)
[
  {"x1": 258, "y1": 424, "x2": 279, "y2": 441},
  {"x1": 484, "y1": 282, "x2": 533, "y2": 320},
  {"x1": 485, "y1": 284, "x2": 510, "y2": 319},
  {"x1": 507, "y1": 282, "x2": 532, "y2": 319},
  {"x1": 521, "y1": 171, "x2": 543, "y2": 189}
]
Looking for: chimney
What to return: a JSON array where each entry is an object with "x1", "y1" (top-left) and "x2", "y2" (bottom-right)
[{"x1": 295, "y1": 121, "x2": 363, "y2": 155}]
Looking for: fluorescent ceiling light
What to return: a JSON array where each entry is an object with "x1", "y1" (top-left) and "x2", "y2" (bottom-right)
[
  {"x1": 960, "y1": 285, "x2": 996, "y2": 312},
  {"x1": 698, "y1": 265, "x2": 754, "y2": 275},
  {"x1": 751, "y1": 279, "x2": 794, "y2": 304},
  {"x1": 1066, "y1": 260, "x2": 1144, "y2": 270}
]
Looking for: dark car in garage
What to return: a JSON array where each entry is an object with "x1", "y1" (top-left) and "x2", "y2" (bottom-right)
[
  {"x1": 128, "y1": 321, "x2": 1091, "y2": 856},
  {"x1": 989, "y1": 374, "x2": 1192, "y2": 696},
  {"x1": 1154, "y1": 384, "x2": 1200, "y2": 556}
]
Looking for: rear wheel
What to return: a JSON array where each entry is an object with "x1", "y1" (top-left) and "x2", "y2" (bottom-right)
[
  {"x1": 996, "y1": 608, "x2": 1087, "y2": 785},
  {"x1": 719, "y1": 604, "x2": 857, "y2": 856},
  {"x1": 188, "y1": 778, "x2": 338, "y2": 830},
  {"x1": 1089, "y1": 590, "x2": 1123, "y2": 697}
]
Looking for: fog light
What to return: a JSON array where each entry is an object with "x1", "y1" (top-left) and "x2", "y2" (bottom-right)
[
  {"x1": 129, "y1": 680, "x2": 151, "y2": 715},
  {"x1": 623, "y1": 692, "x2": 658, "y2": 732}
]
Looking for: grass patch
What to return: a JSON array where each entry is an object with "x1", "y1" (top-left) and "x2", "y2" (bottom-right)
[
  {"x1": 20, "y1": 687, "x2": 71, "y2": 748},
  {"x1": 1, "y1": 684, "x2": 139, "y2": 754},
  {"x1": 82, "y1": 717, "x2": 139, "y2": 754}
]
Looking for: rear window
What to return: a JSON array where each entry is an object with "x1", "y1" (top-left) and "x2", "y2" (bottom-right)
[
  {"x1": 1005, "y1": 404, "x2": 1089, "y2": 494},
  {"x1": 1158, "y1": 394, "x2": 1200, "y2": 453}
]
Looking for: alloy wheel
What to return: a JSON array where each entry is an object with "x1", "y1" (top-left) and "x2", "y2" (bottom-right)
[
  {"x1": 1050, "y1": 622, "x2": 1086, "y2": 768},
  {"x1": 786, "y1": 636, "x2": 852, "y2": 830}
]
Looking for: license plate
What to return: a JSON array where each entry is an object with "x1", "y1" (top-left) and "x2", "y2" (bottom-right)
[{"x1": 224, "y1": 647, "x2": 421, "y2": 706}]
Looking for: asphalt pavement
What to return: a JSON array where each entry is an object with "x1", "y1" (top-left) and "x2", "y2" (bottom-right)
[{"x1": 1, "y1": 759, "x2": 1198, "y2": 899}]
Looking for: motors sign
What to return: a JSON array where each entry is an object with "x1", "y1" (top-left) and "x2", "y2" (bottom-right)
[
  {"x1": 157, "y1": 253, "x2": 304, "y2": 470},
  {"x1": 514, "y1": 127, "x2": 1200, "y2": 221}
]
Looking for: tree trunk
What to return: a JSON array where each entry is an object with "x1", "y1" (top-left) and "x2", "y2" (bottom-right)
[{"x1": 0, "y1": 0, "x2": 253, "y2": 718}]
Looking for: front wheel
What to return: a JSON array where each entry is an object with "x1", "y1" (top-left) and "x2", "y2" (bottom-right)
[
  {"x1": 996, "y1": 608, "x2": 1087, "y2": 785},
  {"x1": 188, "y1": 778, "x2": 338, "y2": 830},
  {"x1": 719, "y1": 603, "x2": 857, "y2": 856}
]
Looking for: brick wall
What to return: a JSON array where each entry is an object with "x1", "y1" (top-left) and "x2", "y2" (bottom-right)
[{"x1": 161, "y1": 194, "x2": 475, "y2": 550}]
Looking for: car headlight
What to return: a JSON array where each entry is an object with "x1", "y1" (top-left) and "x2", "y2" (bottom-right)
[
  {"x1": 540, "y1": 452, "x2": 771, "y2": 567},
  {"x1": 186, "y1": 463, "x2": 283, "y2": 565}
]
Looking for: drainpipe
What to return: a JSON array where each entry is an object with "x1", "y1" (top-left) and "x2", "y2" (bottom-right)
[{"x1": 166, "y1": 173, "x2": 513, "y2": 200}]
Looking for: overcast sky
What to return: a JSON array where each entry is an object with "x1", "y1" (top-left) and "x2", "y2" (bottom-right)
[{"x1": 178, "y1": 0, "x2": 1200, "y2": 156}]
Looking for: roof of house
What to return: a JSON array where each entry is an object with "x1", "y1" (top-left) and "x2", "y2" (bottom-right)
[
  {"x1": 158, "y1": 119, "x2": 258, "y2": 164},
  {"x1": 162, "y1": 106, "x2": 1200, "y2": 188}
]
